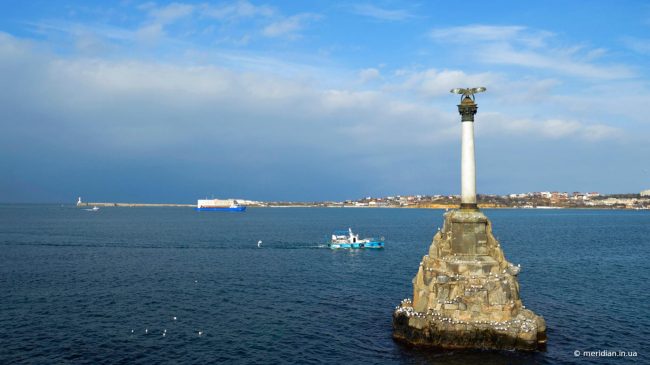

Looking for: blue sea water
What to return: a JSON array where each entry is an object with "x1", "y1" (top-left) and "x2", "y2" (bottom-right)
[{"x1": 0, "y1": 205, "x2": 648, "y2": 364}]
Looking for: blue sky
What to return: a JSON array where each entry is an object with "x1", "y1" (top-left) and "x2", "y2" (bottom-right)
[{"x1": 1, "y1": 0, "x2": 649, "y2": 203}]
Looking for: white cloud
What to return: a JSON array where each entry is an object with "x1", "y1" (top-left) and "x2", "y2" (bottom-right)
[
  {"x1": 358, "y1": 68, "x2": 380, "y2": 83},
  {"x1": 24, "y1": 20, "x2": 136, "y2": 44},
  {"x1": 584, "y1": 47, "x2": 607, "y2": 60},
  {"x1": 1, "y1": 29, "x2": 646, "y2": 200},
  {"x1": 582, "y1": 124, "x2": 622, "y2": 141},
  {"x1": 431, "y1": 25, "x2": 529, "y2": 43},
  {"x1": 622, "y1": 36, "x2": 650, "y2": 55},
  {"x1": 0, "y1": 32, "x2": 452, "y2": 157},
  {"x1": 136, "y1": 23, "x2": 164, "y2": 42},
  {"x1": 541, "y1": 119, "x2": 582, "y2": 138},
  {"x1": 351, "y1": 4, "x2": 414, "y2": 21},
  {"x1": 148, "y1": 2, "x2": 194, "y2": 24},
  {"x1": 481, "y1": 43, "x2": 633, "y2": 80},
  {"x1": 548, "y1": 82, "x2": 650, "y2": 124},
  {"x1": 0, "y1": 32, "x2": 637, "y2": 161},
  {"x1": 395, "y1": 68, "x2": 497, "y2": 97},
  {"x1": 262, "y1": 13, "x2": 319, "y2": 38},
  {"x1": 202, "y1": 0, "x2": 274, "y2": 20},
  {"x1": 430, "y1": 24, "x2": 634, "y2": 80},
  {"x1": 133, "y1": 2, "x2": 195, "y2": 43},
  {"x1": 539, "y1": 119, "x2": 623, "y2": 141},
  {"x1": 482, "y1": 114, "x2": 624, "y2": 141}
]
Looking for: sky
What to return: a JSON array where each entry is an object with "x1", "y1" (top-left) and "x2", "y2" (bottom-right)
[{"x1": 1, "y1": 0, "x2": 649, "y2": 203}]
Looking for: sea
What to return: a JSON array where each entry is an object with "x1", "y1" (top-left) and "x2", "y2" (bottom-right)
[{"x1": 1, "y1": 205, "x2": 648, "y2": 364}]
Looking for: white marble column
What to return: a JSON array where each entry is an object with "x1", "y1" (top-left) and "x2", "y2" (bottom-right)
[
  {"x1": 456, "y1": 94, "x2": 479, "y2": 209},
  {"x1": 461, "y1": 120, "x2": 476, "y2": 205}
]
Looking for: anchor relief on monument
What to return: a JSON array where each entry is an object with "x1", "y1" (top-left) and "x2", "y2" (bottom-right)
[{"x1": 392, "y1": 88, "x2": 547, "y2": 351}]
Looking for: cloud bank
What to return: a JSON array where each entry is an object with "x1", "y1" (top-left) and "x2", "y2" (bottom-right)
[{"x1": 1, "y1": 5, "x2": 648, "y2": 202}]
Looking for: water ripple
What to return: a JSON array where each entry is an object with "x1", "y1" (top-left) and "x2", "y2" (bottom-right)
[{"x1": 1, "y1": 206, "x2": 648, "y2": 363}]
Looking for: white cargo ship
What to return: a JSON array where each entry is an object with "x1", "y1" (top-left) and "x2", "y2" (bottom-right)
[{"x1": 196, "y1": 199, "x2": 246, "y2": 212}]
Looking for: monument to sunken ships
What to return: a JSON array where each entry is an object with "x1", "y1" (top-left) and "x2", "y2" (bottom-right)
[{"x1": 392, "y1": 88, "x2": 547, "y2": 351}]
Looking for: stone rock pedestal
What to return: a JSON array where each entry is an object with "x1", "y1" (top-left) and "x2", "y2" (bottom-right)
[{"x1": 392, "y1": 209, "x2": 546, "y2": 351}]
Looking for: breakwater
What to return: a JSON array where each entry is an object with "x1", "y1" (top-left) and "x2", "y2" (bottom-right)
[{"x1": 78, "y1": 202, "x2": 194, "y2": 208}]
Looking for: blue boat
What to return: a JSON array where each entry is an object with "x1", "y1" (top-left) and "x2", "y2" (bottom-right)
[
  {"x1": 195, "y1": 206, "x2": 246, "y2": 212},
  {"x1": 328, "y1": 228, "x2": 384, "y2": 249},
  {"x1": 195, "y1": 199, "x2": 246, "y2": 212}
]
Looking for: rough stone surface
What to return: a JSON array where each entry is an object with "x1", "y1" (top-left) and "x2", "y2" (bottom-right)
[{"x1": 392, "y1": 209, "x2": 547, "y2": 351}]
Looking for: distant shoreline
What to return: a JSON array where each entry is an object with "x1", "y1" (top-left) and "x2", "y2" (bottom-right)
[
  {"x1": 73, "y1": 202, "x2": 648, "y2": 210},
  {"x1": 77, "y1": 202, "x2": 194, "y2": 208}
]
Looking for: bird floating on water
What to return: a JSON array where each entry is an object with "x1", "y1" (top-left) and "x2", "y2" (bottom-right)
[
  {"x1": 198, "y1": 331, "x2": 203, "y2": 336},
  {"x1": 257, "y1": 240, "x2": 262, "y2": 248}
]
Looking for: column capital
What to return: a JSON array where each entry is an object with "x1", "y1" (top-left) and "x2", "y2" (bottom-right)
[{"x1": 457, "y1": 96, "x2": 478, "y2": 122}]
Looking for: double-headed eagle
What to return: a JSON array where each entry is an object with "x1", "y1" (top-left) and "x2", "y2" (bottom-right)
[{"x1": 450, "y1": 87, "x2": 486, "y2": 101}]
